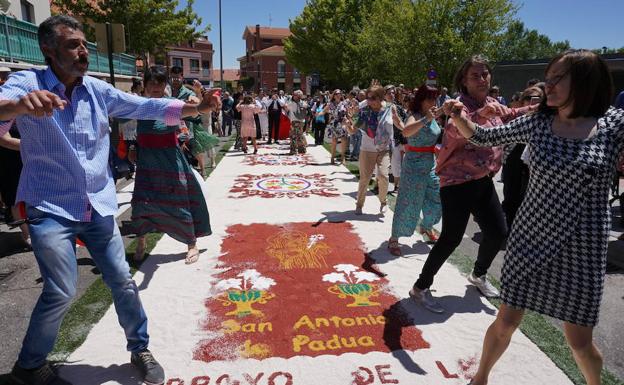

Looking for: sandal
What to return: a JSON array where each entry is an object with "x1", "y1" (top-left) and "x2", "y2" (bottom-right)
[
  {"x1": 420, "y1": 228, "x2": 440, "y2": 244},
  {"x1": 387, "y1": 238, "x2": 402, "y2": 256},
  {"x1": 185, "y1": 248, "x2": 200, "y2": 265}
]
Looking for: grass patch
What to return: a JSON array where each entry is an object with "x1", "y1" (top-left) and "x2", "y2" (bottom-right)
[
  {"x1": 49, "y1": 137, "x2": 234, "y2": 361},
  {"x1": 326, "y1": 142, "x2": 623, "y2": 385}
]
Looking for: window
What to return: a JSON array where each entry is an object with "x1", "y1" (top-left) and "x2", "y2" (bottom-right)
[
  {"x1": 190, "y1": 59, "x2": 200, "y2": 73},
  {"x1": 20, "y1": 0, "x2": 34, "y2": 23},
  {"x1": 172, "y1": 57, "x2": 183, "y2": 68},
  {"x1": 277, "y1": 60, "x2": 286, "y2": 78},
  {"x1": 293, "y1": 68, "x2": 301, "y2": 80},
  {"x1": 202, "y1": 60, "x2": 210, "y2": 70},
  {"x1": 154, "y1": 53, "x2": 165, "y2": 65}
]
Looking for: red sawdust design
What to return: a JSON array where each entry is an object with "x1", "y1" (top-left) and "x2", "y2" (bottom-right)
[
  {"x1": 229, "y1": 173, "x2": 339, "y2": 199},
  {"x1": 242, "y1": 154, "x2": 314, "y2": 166},
  {"x1": 193, "y1": 222, "x2": 430, "y2": 362}
]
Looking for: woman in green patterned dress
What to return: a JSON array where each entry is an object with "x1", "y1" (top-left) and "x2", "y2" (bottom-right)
[
  {"x1": 388, "y1": 85, "x2": 443, "y2": 256},
  {"x1": 131, "y1": 66, "x2": 212, "y2": 264}
]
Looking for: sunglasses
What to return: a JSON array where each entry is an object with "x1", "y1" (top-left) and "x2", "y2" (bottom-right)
[
  {"x1": 544, "y1": 70, "x2": 569, "y2": 87},
  {"x1": 367, "y1": 95, "x2": 380, "y2": 101}
]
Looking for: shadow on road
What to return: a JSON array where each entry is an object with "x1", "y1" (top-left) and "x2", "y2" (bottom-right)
[
  {"x1": 382, "y1": 287, "x2": 495, "y2": 374},
  {"x1": 312, "y1": 210, "x2": 385, "y2": 228},
  {"x1": 136, "y1": 250, "x2": 206, "y2": 291},
  {"x1": 59, "y1": 362, "x2": 142, "y2": 385}
]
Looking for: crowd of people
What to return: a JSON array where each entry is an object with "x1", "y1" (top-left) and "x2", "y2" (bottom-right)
[{"x1": 0, "y1": 14, "x2": 624, "y2": 385}]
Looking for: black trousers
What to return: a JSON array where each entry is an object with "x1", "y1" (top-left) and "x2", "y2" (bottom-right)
[
  {"x1": 312, "y1": 121, "x2": 326, "y2": 145},
  {"x1": 415, "y1": 176, "x2": 508, "y2": 290},
  {"x1": 0, "y1": 147, "x2": 23, "y2": 222},
  {"x1": 254, "y1": 114, "x2": 262, "y2": 139},
  {"x1": 268, "y1": 112, "x2": 281, "y2": 142},
  {"x1": 502, "y1": 144, "x2": 529, "y2": 229}
]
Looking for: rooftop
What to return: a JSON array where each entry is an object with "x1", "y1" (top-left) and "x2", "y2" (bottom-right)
[
  {"x1": 211, "y1": 68, "x2": 240, "y2": 82},
  {"x1": 243, "y1": 26, "x2": 292, "y2": 40},
  {"x1": 251, "y1": 45, "x2": 285, "y2": 57}
]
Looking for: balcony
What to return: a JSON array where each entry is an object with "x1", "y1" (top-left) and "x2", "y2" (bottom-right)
[{"x1": 0, "y1": 14, "x2": 137, "y2": 76}]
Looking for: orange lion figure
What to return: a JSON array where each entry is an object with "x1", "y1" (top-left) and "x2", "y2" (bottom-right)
[{"x1": 266, "y1": 230, "x2": 330, "y2": 270}]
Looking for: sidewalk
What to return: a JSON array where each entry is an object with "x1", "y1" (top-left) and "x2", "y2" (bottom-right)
[{"x1": 58, "y1": 138, "x2": 573, "y2": 385}]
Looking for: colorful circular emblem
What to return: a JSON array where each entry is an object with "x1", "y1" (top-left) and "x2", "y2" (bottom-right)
[
  {"x1": 255, "y1": 177, "x2": 312, "y2": 192},
  {"x1": 255, "y1": 155, "x2": 304, "y2": 164}
]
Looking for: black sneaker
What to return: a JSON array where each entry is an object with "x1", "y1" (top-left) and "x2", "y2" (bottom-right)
[
  {"x1": 131, "y1": 349, "x2": 165, "y2": 385},
  {"x1": 10, "y1": 362, "x2": 72, "y2": 385}
]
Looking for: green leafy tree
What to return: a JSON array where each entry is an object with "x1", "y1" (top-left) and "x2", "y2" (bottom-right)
[
  {"x1": 52, "y1": 0, "x2": 208, "y2": 59},
  {"x1": 286, "y1": 0, "x2": 575, "y2": 90},
  {"x1": 286, "y1": 0, "x2": 518, "y2": 89},
  {"x1": 284, "y1": 0, "x2": 376, "y2": 88}
]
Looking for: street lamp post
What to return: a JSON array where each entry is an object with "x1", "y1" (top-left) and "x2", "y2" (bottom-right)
[{"x1": 219, "y1": 0, "x2": 224, "y2": 89}]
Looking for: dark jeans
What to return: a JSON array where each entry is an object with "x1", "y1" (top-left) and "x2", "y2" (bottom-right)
[
  {"x1": 268, "y1": 112, "x2": 281, "y2": 142},
  {"x1": 502, "y1": 144, "x2": 529, "y2": 230},
  {"x1": 415, "y1": 176, "x2": 508, "y2": 290},
  {"x1": 312, "y1": 121, "x2": 326, "y2": 145},
  {"x1": 254, "y1": 114, "x2": 262, "y2": 139},
  {"x1": 222, "y1": 113, "x2": 233, "y2": 136}
]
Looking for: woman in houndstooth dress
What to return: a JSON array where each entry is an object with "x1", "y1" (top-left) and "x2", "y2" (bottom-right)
[{"x1": 447, "y1": 50, "x2": 623, "y2": 385}]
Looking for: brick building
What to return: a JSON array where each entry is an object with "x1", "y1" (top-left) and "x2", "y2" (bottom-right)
[
  {"x1": 149, "y1": 36, "x2": 214, "y2": 85},
  {"x1": 211, "y1": 68, "x2": 241, "y2": 90},
  {"x1": 238, "y1": 25, "x2": 306, "y2": 93}
]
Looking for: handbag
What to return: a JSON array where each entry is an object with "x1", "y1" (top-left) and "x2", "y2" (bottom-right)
[{"x1": 109, "y1": 148, "x2": 132, "y2": 181}]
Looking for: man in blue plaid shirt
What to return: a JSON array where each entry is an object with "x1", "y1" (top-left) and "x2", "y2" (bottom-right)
[{"x1": 0, "y1": 15, "x2": 220, "y2": 385}]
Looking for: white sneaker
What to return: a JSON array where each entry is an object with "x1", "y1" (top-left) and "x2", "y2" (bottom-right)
[
  {"x1": 468, "y1": 272, "x2": 500, "y2": 298},
  {"x1": 355, "y1": 207, "x2": 363, "y2": 215},
  {"x1": 409, "y1": 288, "x2": 445, "y2": 313},
  {"x1": 380, "y1": 203, "x2": 387, "y2": 215}
]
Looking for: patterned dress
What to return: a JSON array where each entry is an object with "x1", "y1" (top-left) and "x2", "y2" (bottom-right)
[
  {"x1": 130, "y1": 117, "x2": 211, "y2": 244},
  {"x1": 327, "y1": 101, "x2": 348, "y2": 138},
  {"x1": 470, "y1": 108, "x2": 624, "y2": 326},
  {"x1": 174, "y1": 86, "x2": 218, "y2": 157},
  {"x1": 391, "y1": 118, "x2": 442, "y2": 238}
]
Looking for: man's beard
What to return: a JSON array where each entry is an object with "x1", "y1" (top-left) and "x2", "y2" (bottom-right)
[{"x1": 56, "y1": 54, "x2": 89, "y2": 77}]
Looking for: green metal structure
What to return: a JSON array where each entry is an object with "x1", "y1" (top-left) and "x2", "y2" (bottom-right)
[{"x1": 0, "y1": 14, "x2": 136, "y2": 76}]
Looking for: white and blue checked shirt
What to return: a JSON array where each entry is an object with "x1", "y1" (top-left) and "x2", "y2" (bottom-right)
[{"x1": 0, "y1": 67, "x2": 184, "y2": 221}]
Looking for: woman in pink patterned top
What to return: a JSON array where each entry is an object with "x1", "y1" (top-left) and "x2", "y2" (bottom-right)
[
  {"x1": 409, "y1": 55, "x2": 529, "y2": 313},
  {"x1": 236, "y1": 95, "x2": 262, "y2": 154}
]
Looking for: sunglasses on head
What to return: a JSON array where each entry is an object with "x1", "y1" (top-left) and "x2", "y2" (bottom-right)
[{"x1": 522, "y1": 94, "x2": 541, "y2": 101}]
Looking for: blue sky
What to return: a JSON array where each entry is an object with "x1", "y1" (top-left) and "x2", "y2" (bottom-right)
[{"x1": 182, "y1": 0, "x2": 624, "y2": 69}]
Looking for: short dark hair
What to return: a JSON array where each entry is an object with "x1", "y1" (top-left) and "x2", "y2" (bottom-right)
[
  {"x1": 409, "y1": 84, "x2": 439, "y2": 115},
  {"x1": 144, "y1": 65, "x2": 168, "y2": 84},
  {"x1": 170, "y1": 66, "x2": 183, "y2": 75},
  {"x1": 539, "y1": 49, "x2": 613, "y2": 118},
  {"x1": 526, "y1": 78, "x2": 540, "y2": 87},
  {"x1": 453, "y1": 54, "x2": 492, "y2": 95},
  {"x1": 38, "y1": 15, "x2": 83, "y2": 63},
  {"x1": 130, "y1": 78, "x2": 142, "y2": 92}
]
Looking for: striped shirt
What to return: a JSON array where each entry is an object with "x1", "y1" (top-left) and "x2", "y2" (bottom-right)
[{"x1": 0, "y1": 67, "x2": 184, "y2": 221}]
